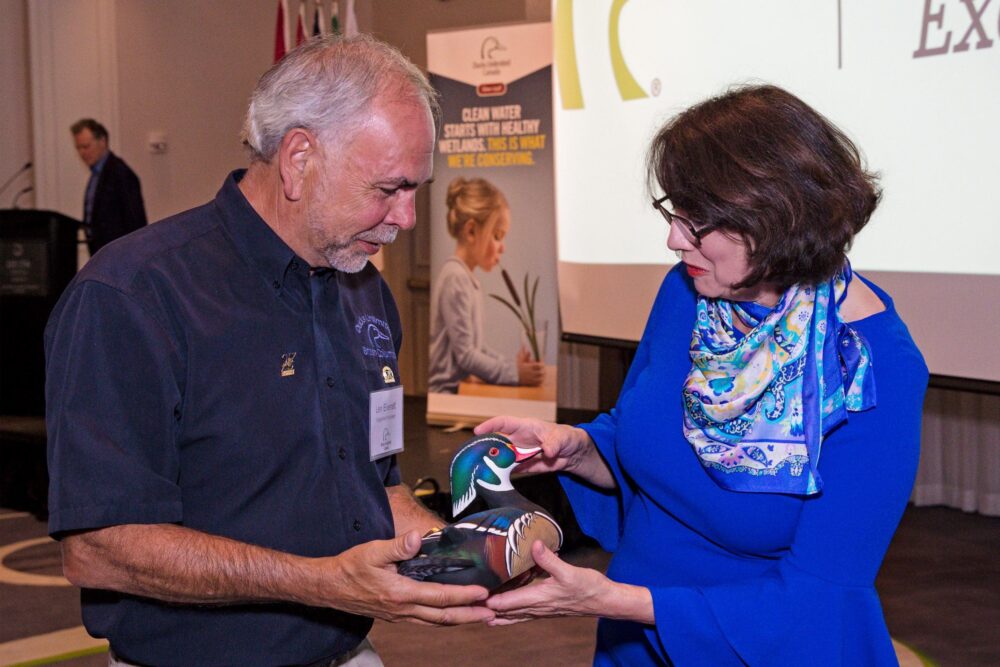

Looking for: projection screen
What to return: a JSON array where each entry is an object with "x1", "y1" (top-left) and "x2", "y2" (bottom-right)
[{"x1": 554, "y1": 1, "x2": 1000, "y2": 383}]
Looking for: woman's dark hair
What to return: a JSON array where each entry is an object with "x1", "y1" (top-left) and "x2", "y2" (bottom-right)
[{"x1": 647, "y1": 84, "x2": 881, "y2": 290}]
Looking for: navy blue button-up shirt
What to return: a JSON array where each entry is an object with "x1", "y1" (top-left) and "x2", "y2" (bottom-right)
[{"x1": 45, "y1": 170, "x2": 403, "y2": 666}]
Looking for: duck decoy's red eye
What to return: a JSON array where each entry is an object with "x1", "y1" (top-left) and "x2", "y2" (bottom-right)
[{"x1": 489, "y1": 447, "x2": 500, "y2": 457}]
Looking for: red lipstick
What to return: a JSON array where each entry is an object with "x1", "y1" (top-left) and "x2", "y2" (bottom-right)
[{"x1": 686, "y1": 264, "x2": 709, "y2": 277}]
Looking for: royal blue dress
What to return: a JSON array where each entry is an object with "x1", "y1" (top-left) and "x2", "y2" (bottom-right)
[{"x1": 561, "y1": 266, "x2": 928, "y2": 666}]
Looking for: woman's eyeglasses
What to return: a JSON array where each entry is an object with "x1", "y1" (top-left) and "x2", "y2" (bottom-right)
[{"x1": 652, "y1": 195, "x2": 717, "y2": 247}]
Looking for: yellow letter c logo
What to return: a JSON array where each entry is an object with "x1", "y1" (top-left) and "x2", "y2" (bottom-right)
[{"x1": 555, "y1": 0, "x2": 648, "y2": 110}]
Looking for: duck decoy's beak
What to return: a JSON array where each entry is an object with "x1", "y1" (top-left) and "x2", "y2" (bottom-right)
[{"x1": 512, "y1": 445, "x2": 542, "y2": 462}]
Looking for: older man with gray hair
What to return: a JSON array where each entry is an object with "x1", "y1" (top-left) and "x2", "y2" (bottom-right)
[{"x1": 44, "y1": 36, "x2": 490, "y2": 666}]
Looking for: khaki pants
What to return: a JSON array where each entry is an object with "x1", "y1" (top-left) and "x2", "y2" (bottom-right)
[{"x1": 108, "y1": 638, "x2": 384, "y2": 667}]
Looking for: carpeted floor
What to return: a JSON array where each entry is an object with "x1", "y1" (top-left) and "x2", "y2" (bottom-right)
[{"x1": 2, "y1": 504, "x2": 997, "y2": 666}]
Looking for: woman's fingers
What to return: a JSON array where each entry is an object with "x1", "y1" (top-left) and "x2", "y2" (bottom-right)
[
  {"x1": 531, "y1": 541, "x2": 565, "y2": 574},
  {"x1": 485, "y1": 579, "x2": 550, "y2": 613}
]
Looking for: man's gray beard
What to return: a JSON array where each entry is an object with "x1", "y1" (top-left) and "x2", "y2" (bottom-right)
[
  {"x1": 324, "y1": 246, "x2": 369, "y2": 273},
  {"x1": 321, "y1": 225, "x2": 398, "y2": 273}
]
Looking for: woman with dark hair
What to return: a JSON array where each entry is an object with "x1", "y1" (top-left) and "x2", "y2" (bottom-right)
[{"x1": 477, "y1": 85, "x2": 928, "y2": 665}]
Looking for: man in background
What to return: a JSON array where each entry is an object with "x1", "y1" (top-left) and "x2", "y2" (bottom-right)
[
  {"x1": 47, "y1": 36, "x2": 491, "y2": 667},
  {"x1": 71, "y1": 118, "x2": 147, "y2": 255}
]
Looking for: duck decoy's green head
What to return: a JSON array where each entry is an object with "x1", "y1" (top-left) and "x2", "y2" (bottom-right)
[{"x1": 449, "y1": 433, "x2": 540, "y2": 517}]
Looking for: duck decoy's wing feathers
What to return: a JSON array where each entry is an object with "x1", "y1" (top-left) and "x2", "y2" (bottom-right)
[
  {"x1": 506, "y1": 511, "x2": 565, "y2": 578},
  {"x1": 454, "y1": 506, "x2": 525, "y2": 536}
]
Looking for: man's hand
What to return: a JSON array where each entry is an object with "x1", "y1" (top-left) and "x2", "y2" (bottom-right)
[{"x1": 310, "y1": 530, "x2": 494, "y2": 626}]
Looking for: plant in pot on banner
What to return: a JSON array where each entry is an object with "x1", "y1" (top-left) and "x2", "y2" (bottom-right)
[{"x1": 491, "y1": 268, "x2": 544, "y2": 362}]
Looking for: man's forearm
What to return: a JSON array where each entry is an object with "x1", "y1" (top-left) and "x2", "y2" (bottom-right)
[
  {"x1": 62, "y1": 523, "x2": 317, "y2": 605},
  {"x1": 386, "y1": 483, "x2": 445, "y2": 536},
  {"x1": 61, "y1": 520, "x2": 495, "y2": 625}
]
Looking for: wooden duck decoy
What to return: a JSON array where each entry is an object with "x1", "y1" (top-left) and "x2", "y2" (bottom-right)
[{"x1": 398, "y1": 433, "x2": 564, "y2": 591}]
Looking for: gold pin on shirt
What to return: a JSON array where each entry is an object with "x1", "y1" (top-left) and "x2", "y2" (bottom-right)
[
  {"x1": 382, "y1": 366, "x2": 395, "y2": 384},
  {"x1": 281, "y1": 353, "x2": 297, "y2": 377}
]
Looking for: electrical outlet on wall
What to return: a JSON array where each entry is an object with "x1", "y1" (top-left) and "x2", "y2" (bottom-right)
[{"x1": 147, "y1": 131, "x2": 168, "y2": 154}]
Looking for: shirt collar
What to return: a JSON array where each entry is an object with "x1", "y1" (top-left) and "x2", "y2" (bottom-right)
[
  {"x1": 213, "y1": 169, "x2": 302, "y2": 289},
  {"x1": 91, "y1": 151, "x2": 110, "y2": 175}
]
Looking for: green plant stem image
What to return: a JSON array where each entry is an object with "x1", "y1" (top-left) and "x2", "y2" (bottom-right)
[{"x1": 490, "y1": 267, "x2": 542, "y2": 361}]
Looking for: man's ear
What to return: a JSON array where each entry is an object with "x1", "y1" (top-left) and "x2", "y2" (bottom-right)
[{"x1": 277, "y1": 128, "x2": 318, "y2": 201}]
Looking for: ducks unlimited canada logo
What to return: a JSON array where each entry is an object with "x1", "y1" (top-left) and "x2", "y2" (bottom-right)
[
  {"x1": 355, "y1": 315, "x2": 395, "y2": 360},
  {"x1": 473, "y1": 35, "x2": 511, "y2": 76},
  {"x1": 475, "y1": 35, "x2": 511, "y2": 96}
]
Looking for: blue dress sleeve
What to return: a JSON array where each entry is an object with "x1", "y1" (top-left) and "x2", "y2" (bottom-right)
[{"x1": 649, "y1": 323, "x2": 928, "y2": 666}]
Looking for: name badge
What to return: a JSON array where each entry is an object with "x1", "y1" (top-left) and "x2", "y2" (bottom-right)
[{"x1": 369, "y1": 385, "x2": 404, "y2": 461}]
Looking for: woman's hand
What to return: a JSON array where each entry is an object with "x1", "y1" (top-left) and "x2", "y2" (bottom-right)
[
  {"x1": 485, "y1": 541, "x2": 653, "y2": 625},
  {"x1": 516, "y1": 347, "x2": 545, "y2": 386},
  {"x1": 474, "y1": 417, "x2": 614, "y2": 488}
]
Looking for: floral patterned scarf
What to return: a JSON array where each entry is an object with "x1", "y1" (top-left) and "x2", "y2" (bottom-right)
[{"x1": 682, "y1": 263, "x2": 876, "y2": 495}]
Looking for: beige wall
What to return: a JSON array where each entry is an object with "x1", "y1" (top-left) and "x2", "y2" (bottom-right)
[
  {"x1": 114, "y1": 1, "x2": 274, "y2": 222},
  {"x1": 1, "y1": 0, "x2": 34, "y2": 209}
]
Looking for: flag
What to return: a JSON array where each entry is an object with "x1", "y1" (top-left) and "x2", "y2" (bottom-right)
[
  {"x1": 273, "y1": 0, "x2": 289, "y2": 62},
  {"x1": 344, "y1": 0, "x2": 358, "y2": 37},
  {"x1": 295, "y1": 1, "x2": 307, "y2": 46},
  {"x1": 330, "y1": 1, "x2": 340, "y2": 36}
]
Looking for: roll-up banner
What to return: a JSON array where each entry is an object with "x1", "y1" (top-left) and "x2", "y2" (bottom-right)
[{"x1": 426, "y1": 22, "x2": 557, "y2": 427}]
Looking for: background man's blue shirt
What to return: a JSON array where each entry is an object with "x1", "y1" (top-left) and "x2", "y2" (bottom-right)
[{"x1": 82, "y1": 151, "x2": 109, "y2": 225}]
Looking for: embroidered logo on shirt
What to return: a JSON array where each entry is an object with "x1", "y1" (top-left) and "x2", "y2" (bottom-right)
[
  {"x1": 281, "y1": 353, "x2": 297, "y2": 377},
  {"x1": 354, "y1": 315, "x2": 396, "y2": 360},
  {"x1": 366, "y1": 323, "x2": 392, "y2": 352},
  {"x1": 382, "y1": 366, "x2": 396, "y2": 384}
]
